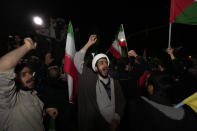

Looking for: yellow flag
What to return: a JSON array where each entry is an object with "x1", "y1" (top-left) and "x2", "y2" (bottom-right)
[{"x1": 183, "y1": 92, "x2": 197, "y2": 113}]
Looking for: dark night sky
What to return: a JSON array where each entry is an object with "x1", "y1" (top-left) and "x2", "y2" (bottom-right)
[{"x1": 1, "y1": 0, "x2": 196, "y2": 57}]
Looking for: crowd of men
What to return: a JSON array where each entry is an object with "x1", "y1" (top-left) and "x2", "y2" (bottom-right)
[{"x1": 0, "y1": 17, "x2": 197, "y2": 131}]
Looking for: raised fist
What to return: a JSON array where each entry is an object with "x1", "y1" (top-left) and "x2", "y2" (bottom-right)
[
  {"x1": 24, "y1": 37, "x2": 37, "y2": 50},
  {"x1": 87, "y1": 34, "x2": 97, "y2": 45},
  {"x1": 128, "y1": 50, "x2": 138, "y2": 57}
]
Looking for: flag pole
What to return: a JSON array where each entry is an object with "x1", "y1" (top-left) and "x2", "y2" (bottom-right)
[
  {"x1": 168, "y1": 23, "x2": 172, "y2": 48},
  {"x1": 121, "y1": 24, "x2": 129, "y2": 54},
  {"x1": 168, "y1": 0, "x2": 174, "y2": 49},
  {"x1": 106, "y1": 49, "x2": 109, "y2": 54},
  {"x1": 174, "y1": 101, "x2": 185, "y2": 108}
]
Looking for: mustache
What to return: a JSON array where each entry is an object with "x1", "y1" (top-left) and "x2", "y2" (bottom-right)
[
  {"x1": 103, "y1": 67, "x2": 109, "y2": 70},
  {"x1": 26, "y1": 78, "x2": 34, "y2": 84}
]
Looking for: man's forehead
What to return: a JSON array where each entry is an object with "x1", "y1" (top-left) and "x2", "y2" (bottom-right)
[
  {"x1": 21, "y1": 67, "x2": 31, "y2": 73},
  {"x1": 48, "y1": 65, "x2": 59, "y2": 70},
  {"x1": 97, "y1": 58, "x2": 107, "y2": 62}
]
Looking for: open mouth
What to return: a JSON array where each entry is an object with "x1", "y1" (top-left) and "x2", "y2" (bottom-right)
[
  {"x1": 102, "y1": 67, "x2": 109, "y2": 74},
  {"x1": 26, "y1": 78, "x2": 34, "y2": 84}
]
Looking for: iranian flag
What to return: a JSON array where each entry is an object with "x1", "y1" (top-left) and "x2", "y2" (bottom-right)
[
  {"x1": 109, "y1": 24, "x2": 127, "y2": 58},
  {"x1": 170, "y1": 0, "x2": 197, "y2": 24},
  {"x1": 64, "y1": 21, "x2": 78, "y2": 103}
]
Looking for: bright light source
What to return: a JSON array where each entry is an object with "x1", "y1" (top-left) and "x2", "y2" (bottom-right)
[
  {"x1": 33, "y1": 16, "x2": 43, "y2": 25},
  {"x1": 120, "y1": 38, "x2": 125, "y2": 42},
  {"x1": 188, "y1": 56, "x2": 192, "y2": 59}
]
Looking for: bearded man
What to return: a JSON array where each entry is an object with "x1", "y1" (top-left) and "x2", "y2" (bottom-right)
[
  {"x1": 0, "y1": 38, "x2": 45, "y2": 131},
  {"x1": 74, "y1": 34, "x2": 125, "y2": 131}
]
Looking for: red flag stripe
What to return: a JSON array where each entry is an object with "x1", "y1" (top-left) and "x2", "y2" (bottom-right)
[
  {"x1": 118, "y1": 40, "x2": 127, "y2": 46},
  {"x1": 109, "y1": 45, "x2": 122, "y2": 58},
  {"x1": 64, "y1": 52, "x2": 78, "y2": 102}
]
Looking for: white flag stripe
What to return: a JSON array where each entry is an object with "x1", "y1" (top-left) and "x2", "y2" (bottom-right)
[
  {"x1": 118, "y1": 31, "x2": 126, "y2": 41},
  {"x1": 66, "y1": 34, "x2": 76, "y2": 58},
  {"x1": 67, "y1": 74, "x2": 73, "y2": 101},
  {"x1": 112, "y1": 40, "x2": 122, "y2": 54}
]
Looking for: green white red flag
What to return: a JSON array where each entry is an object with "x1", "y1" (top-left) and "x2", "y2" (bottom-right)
[
  {"x1": 64, "y1": 21, "x2": 78, "y2": 103},
  {"x1": 109, "y1": 24, "x2": 127, "y2": 58}
]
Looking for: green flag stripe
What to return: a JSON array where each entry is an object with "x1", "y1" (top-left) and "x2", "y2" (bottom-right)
[
  {"x1": 115, "y1": 25, "x2": 124, "y2": 40},
  {"x1": 68, "y1": 21, "x2": 74, "y2": 38},
  {"x1": 121, "y1": 46, "x2": 127, "y2": 57},
  {"x1": 175, "y1": 2, "x2": 197, "y2": 25},
  {"x1": 119, "y1": 24, "x2": 124, "y2": 32}
]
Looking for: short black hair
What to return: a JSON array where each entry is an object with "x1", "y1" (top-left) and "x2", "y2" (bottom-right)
[{"x1": 15, "y1": 62, "x2": 32, "y2": 75}]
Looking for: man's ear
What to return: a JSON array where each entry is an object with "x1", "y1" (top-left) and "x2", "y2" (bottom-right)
[
  {"x1": 94, "y1": 66, "x2": 98, "y2": 72},
  {"x1": 147, "y1": 84, "x2": 154, "y2": 95}
]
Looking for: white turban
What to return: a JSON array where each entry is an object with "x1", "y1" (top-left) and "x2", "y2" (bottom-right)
[{"x1": 92, "y1": 53, "x2": 110, "y2": 72}]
